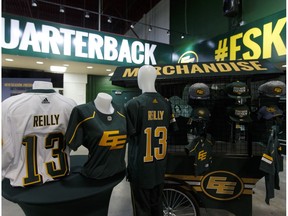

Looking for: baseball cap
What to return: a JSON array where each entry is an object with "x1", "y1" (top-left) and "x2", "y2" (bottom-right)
[
  {"x1": 191, "y1": 107, "x2": 211, "y2": 121},
  {"x1": 258, "y1": 81, "x2": 286, "y2": 97},
  {"x1": 228, "y1": 105, "x2": 252, "y2": 123},
  {"x1": 226, "y1": 81, "x2": 250, "y2": 99},
  {"x1": 257, "y1": 105, "x2": 283, "y2": 120},
  {"x1": 189, "y1": 83, "x2": 210, "y2": 99}
]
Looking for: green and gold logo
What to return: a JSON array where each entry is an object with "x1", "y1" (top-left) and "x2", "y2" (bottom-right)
[
  {"x1": 99, "y1": 130, "x2": 127, "y2": 150},
  {"x1": 201, "y1": 171, "x2": 244, "y2": 201},
  {"x1": 198, "y1": 150, "x2": 207, "y2": 161},
  {"x1": 273, "y1": 87, "x2": 283, "y2": 94},
  {"x1": 178, "y1": 51, "x2": 199, "y2": 63},
  {"x1": 196, "y1": 89, "x2": 205, "y2": 96},
  {"x1": 266, "y1": 106, "x2": 276, "y2": 113}
]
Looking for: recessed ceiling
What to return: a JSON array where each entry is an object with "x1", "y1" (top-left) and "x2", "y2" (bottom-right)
[
  {"x1": 2, "y1": 0, "x2": 161, "y2": 76},
  {"x1": 2, "y1": 0, "x2": 162, "y2": 36},
  {"x1": 2, "y1": 54, "x2": 117, "y2": 76}
]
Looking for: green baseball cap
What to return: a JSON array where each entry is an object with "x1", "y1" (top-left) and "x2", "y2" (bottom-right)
[
  {"x1": 189, "y1": 83, "x2": 210, "y2": 99},
  {"x1": 258, "y1": 81, "x2": 286, "y2": 97}
]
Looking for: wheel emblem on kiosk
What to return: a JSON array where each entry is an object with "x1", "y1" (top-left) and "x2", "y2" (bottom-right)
[
  {"x1": 200, "y1": 170, "x2": 244, "y2": 201},
  {"x1": 178, "y1": 51, "x2": 199, "y2": 63}
]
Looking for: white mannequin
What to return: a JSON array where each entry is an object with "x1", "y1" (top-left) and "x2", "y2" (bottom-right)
[
  {"x1": 94, "y1": 92, "x2": 114, "y2": 114},
  {"x1": 32, "y1": 81, "x2": 53, "y2": 89},
  {"x1": 137, "y1": 65, "x2": 157, "y2": 93}
]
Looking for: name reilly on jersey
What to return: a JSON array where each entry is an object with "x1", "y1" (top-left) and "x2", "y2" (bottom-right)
[
  {"x1": 148, "y1": 110, "x2": 164, "y2": 121},
  {"x1": 33, "y1": 114, "x2": 60, "y2": 127}
]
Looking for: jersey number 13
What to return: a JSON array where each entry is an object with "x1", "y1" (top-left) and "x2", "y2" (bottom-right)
[
  {"x1": 22, "y1": 132, "x2": 69, "y2": 186},
  {"x1": 144, "y1": 126, "x2": 167, "y2": 163}
]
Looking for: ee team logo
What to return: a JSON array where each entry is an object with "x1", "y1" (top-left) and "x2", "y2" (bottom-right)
[
  {"x1": 178, "y1": 51, "x2": 199, "y2": 63},
  {"x1": 201, "y1": 170, "x2": 244, "y2": 201}
]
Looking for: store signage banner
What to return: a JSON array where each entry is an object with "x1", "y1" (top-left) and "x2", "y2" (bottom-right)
[
  {"x1": 2, "y1": 14, "x2": 173, "y2": 66},
  {"x1": 174, "y1": 10, "x2": 286, "y2": 64},
  {"x1": 111, "y1": 60, "x2": 283, "y2": 85}
]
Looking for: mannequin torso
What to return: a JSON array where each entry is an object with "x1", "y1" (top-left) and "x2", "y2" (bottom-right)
[
  {"x1": 66, "y1": 92, "x2": 127, "y2": 180},
  {"x1": 94, "y1": 93, "x2": 114, "y2": 114}
]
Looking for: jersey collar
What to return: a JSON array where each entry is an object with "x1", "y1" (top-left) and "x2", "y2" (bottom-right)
[{"x1": 26, "y1": 89, "x2": 56, "y2": 93}]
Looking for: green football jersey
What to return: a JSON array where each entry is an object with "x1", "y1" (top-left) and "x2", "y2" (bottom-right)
[
  {"x1": 259, "y1": 125, "x2": 281, "y2": 204},
  {"x1": 125, "y1": 92, "x2": 172, "y2": 189},
  {"x1": 65, "y1": 101, "x2": 127, "y2": 179},
  {"x1": 185, "y1": 134, "x2": 213, "y2": 176}
]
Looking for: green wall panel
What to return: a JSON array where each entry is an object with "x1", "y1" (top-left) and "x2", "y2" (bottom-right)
[
  {"x1": 86, "y1": 75, "x2": 137, "y2": 103},
  {"x1": 170, "y1": 0, "x2": 286, "y2": 46},
  {"x1": 170, "y1": 0, "x2": 228, "y2": 45},
  {"x1": 242, "y1": 0, "x2": 286, "y2": 23},
  {"x1": 87, "y1": 75, "x2": 117, "y2": 102}
]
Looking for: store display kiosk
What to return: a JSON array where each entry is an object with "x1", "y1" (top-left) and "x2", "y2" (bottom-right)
[{"x1": 111, "y1": 60, "x2": 285, "y2": 216}]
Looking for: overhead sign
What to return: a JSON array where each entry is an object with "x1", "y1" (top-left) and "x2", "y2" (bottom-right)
[
  {"x1": 2, "y1": 14, "x2": 173, "y2": 66},
  {"x1": 174, "y1": 10, "x2": 286, "y2": 64},
  {"x1": 110, "y1": 60, "x2": 283, "y2": 86}
]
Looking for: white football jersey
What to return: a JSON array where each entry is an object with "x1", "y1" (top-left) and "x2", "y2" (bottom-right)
[{"x1": 2, "y1": 89, "x2": 77, "y2": 187}]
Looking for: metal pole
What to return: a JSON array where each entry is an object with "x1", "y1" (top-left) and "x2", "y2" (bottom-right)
[{"x1": 98, "y1": 0, "x2": 101, "y2": 31}]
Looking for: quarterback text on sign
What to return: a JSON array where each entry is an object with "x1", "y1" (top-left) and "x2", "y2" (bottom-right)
[{"x1": 2, "y1": 17, "x2": 157, "y2": 65}]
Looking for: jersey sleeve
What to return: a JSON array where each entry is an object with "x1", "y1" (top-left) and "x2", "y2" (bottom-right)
[
  {"x1": 65, "y1": 106, "x2": 85, "y2": 151},
  {"x1": 125, "y1": 99, "x2": 139, "y2": 136},
  {"x1": 2, "y1": 101, "x2": 14, "y2": 179}
]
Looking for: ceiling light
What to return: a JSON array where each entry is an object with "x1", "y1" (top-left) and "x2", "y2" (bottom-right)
[
  {"x1": 107, "y1": 17, "x2": 112, "y2": 23},
  {"x1": 181, "y1": 34, "x2": 185, "y2": 39},
  {"x1": 85, "y1": 12, "x2": 90, "y2": 19},
  {"x1": 50, "y1": 66, "x2": 67, "y2": 73},
  {"x1": 148, "y1": 26, "x2": 152, "y2": 32},
  {"x1": 36, "y1": 61, "x2": 43, "y2": 64},
  {"x1": 87, "y1": 66, "x2": 93, "y2": 69},
  {"x1": 32, "y1": 0, "x2": 37, "y2": 7},
  {"x1": 5, "y1": 58, "x2": 14, "y2": 62},
  {"x1": 59, "y1": 6, "x2": 65, "y2": 13},
  {"x1": 108, "y1": 72, "x2": 114, "y2": 76},
  {"x1": 130, "y1": 24, "x2": 134, "y2": 29}
]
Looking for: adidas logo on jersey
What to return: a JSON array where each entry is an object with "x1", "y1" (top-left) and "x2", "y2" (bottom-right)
[
  {"x1": 42, "y1": 98, "x2": 50, "y2": 104},
  {"x1": 152, "y1": 98, "x2": 158, "y2": 103}
]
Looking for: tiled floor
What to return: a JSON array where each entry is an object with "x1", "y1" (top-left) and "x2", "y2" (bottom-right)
[{"x1": 2, "y1": 149, "x2": 286, "y2": 216}]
